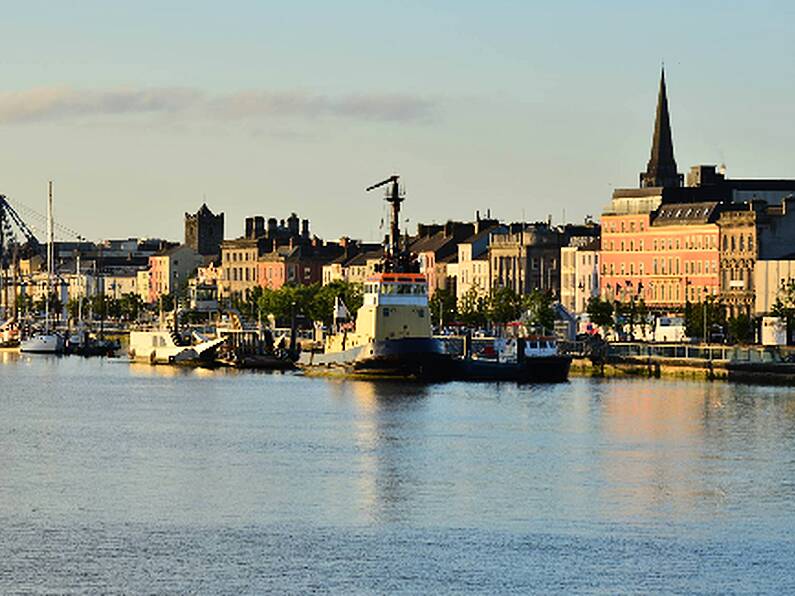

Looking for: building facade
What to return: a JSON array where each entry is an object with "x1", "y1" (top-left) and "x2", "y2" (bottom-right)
[
  {"x1": 489, "y1": 223, "x2": 562, "y2": 296},
  {"x1": 148, "y1": 244, "x2": 204, "y2": 303},
  {"x1": 560, "y1": 240, "x2": 600, "y2": 314}
]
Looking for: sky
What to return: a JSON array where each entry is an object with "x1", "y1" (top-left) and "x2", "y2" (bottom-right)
[{"x1": 1, "y1": 0, "x2": 794, "y2": 243}]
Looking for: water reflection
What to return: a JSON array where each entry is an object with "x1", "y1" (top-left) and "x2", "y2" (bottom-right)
[
  {"x1": 591, "y1": 380, "x2": 795, "y2": 523},
  {"x1": 331, "y1": 380, "x2": 428, "y2": 524}
]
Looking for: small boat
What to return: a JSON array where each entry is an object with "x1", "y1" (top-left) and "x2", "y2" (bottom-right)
[
  {"x1": 66, "y1": 328, "x2": 119, "y2": 357},
  {"x1": 453, "y1": 335, "x2": 571, "y2": 383},
  {"x1": 20, "y1": 331, "x2": 65, "y2": 354},
  {"x1": 128, "y1": 328, "x2": 226, "y2": 365},
  {"x1": 214, "y1": 322, "x2": 296, "y2": 370}
]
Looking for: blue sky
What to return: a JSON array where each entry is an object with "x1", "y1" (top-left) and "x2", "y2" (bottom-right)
[{"x1": 1, "y1": 1, "x2": 793, "y2": 242}]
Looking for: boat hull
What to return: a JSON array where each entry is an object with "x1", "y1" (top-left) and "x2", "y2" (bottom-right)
[
  {"x1": 20, "y1": 334, "x2": 64, "y2": 354},
  {"x1": 301, "y1": 337, "x2": 452, "y2": 380},
  {"x1": 453, "y1": 355, "x2": 572, "y2": 383}
]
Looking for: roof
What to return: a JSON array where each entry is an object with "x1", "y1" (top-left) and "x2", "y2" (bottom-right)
[{"x1": 651, "y1": 202, "x2": 721, "y2": 226}]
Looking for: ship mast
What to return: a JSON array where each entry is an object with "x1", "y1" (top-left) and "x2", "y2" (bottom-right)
[{"x1": 366, "y1": 174, "x2": 412, "y2": 273}]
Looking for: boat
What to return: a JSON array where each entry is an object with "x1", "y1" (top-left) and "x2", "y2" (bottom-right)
[
  {"x1": 214, "y1": 311, "x2": 297, "y2": 370},
  {"x1": 453, "y1": 334, "x2": 571, "y2": 382},
  {"x1": 0, "y1": 318, "x2": 20, "y2": 348},
  {"x1": 299, "y1": 175, "x2": 452, "y2": 380},
  {"x1": 65, "y1": 327, "x2": 119, "y2": 357},
  {"x1": 128, "y1": 326, "x2": 226, "y2": 365},
  {"x1": 20, "y1": 181, "x2": 64, "y2": 354}
]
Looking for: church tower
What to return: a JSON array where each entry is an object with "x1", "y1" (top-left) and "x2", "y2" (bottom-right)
[{"x1": 640, "y1": 68, "x2": 683, "y2": 188}]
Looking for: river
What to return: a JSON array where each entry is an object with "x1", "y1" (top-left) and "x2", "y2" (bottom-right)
[{"x1": 1, "y1": 352, "x2": 794, "y2": 593}]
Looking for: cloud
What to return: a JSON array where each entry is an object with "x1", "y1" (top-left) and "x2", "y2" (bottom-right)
[{"x1": 0, "y1": 86, "x2": 436, "y2": 125}]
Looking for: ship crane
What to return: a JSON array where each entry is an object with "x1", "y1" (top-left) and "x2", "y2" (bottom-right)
[
  {"x1": 0, "y1": 195, "x2": 42, "y2": 319},
  {"x1": 366, "y1": 175, "x2": 414, "y2": 273}
]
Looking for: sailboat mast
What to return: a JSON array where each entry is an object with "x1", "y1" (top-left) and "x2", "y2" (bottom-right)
[{"x1": 45, "y1": 181, "x2": 54, "y2": 331}]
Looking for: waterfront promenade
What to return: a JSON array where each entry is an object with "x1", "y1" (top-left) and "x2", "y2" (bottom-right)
[{"x1": 1, "y1": 353, "x2": 794, "y2": 593}]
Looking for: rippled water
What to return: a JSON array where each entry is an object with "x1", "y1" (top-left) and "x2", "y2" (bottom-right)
[{"x1": 1, "y1": 352, "x2": 795, "y2": 593}]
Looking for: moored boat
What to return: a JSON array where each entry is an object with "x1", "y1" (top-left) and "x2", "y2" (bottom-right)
[
  {"x1": 300, "y1": 175, "x2": 452, "y2": 380},
  {"x1": 128, "y1": 328, "x2": 225, "y2": 365},
  {"x1": 453, "y1": 335, "x2": 571, "y2": 382}
]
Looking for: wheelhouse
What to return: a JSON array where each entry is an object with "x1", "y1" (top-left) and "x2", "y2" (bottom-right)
[{"x1": 363, "y1": 273, "x2": 428, "y2": 306}]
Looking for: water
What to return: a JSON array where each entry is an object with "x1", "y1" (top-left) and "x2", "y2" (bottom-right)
[{"x1": 1, "y1": 352, "x2": 795, "y2": 593}]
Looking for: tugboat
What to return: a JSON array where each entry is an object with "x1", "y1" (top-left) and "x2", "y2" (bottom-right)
[{"x1": 300, "y1": 175, "x2": 451, "y2": 379}]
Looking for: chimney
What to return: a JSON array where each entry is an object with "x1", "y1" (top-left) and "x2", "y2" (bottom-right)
[
  {"x1": 245, "y1": 217, "x2": 255, "y2": 239},
  {"x1": 267, "y1": 217, "x2": 277, "y2": 236},
  {"x1": 301, "y1": 219, "x2": 310, "y2": 239},
  {"x1": 254, "y1": 216, "x2": 265, "y2": 238},
  {"x1": 288, "y1": 212, "x2": 300, "y2": 236}
]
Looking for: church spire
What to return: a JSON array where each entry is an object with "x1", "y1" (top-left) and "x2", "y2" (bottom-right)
[{"x1": 640, "y1": 67, "x2": 682, "y2": 188}]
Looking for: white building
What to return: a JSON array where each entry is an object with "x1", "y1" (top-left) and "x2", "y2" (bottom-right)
[{"x1": 560, "y1": 240, "x2": 600, "y2": 314}]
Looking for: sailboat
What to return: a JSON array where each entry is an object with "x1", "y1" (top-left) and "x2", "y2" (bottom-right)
[{"x1": 20, "y1": 181, "x2": 64, "y2": 354}]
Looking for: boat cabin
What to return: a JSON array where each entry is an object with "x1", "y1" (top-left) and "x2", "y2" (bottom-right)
[{"x1": 363, "y1": 273, "x2": 429, "y2": 307}]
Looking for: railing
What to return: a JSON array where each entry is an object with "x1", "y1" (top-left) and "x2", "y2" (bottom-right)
[{"x1": 559, "y1": 340, "x2": 789, "y2": 363}]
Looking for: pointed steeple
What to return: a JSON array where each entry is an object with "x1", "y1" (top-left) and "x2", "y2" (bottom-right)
[{"x1": 640, "y1": 68, "x2": 682, "y2": 188}]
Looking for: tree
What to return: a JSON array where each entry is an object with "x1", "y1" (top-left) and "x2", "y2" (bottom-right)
[
  {"x1": 67, "y1": 297, "x2": 86, "y2": 321},
  {"x1": 521, "y1": 289, "x2": 555, "y2": 332},
  {"x1": 15, "y1": 292, "x2": 34, "y2": 316},
  {"x1": 458, "y1": 286, "x2": 488, "y2": 328},
  {"x1": 586, "y1": 297, "x2": 614, "y2": 332},
  {"x1": 685, "y1": 297, "x2": 726, "y2": 342},
  {"x1": 34, "y1": 291, "x2": 62, "y2": 317},
  {"x1": 118, "y1": 293, "x2": 143, "y2": 321},
  {"x1": 429, "y1": 287, "x2": 458, "y2": 327},
  {"x1": 728, "y1": 314, "x2": 753, "y2": 344},
  {"x1": 488, "y1": 286, "x2": 522, "y2": 324},
  {"x1": 310, "y1": 281, "x2": 363, "y2": 325}
]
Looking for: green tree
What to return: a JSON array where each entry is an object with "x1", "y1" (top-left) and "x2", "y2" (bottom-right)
[
  {"x1": 728, "y1": 314, "x2": 754, "y2": 344},
  {"x1": 429, "y1": 286, "x2": 458, "y2": 327},
  {"x1": 15, "y1": 292, "x2": 34, "y2": 316},
  {"x1": 488, "y1": 286, "x2": 522, "y2": 324},
  {"x1": 310, "y1": 281, "x2": 363, "y2": 325},
  {"x1": 67, "y1": 297, "x2": 88, "y2": 321},
  {"x1": 34, "y1": 291, "x2": 62, "y2": 316},
  {"x1": 586, "y1": 296, "x2": 615, "y2": 331},
  {"x1": 521, "y1": 289, "x2": 555, "y2": 332},
  {"x1": 118, "y1": 293, "x2": 143, "y2": 320},
  {"x1": 458, "y1": 286, "x2": 488, "y2": 327},
  {"x1": 685, "y1": 298, "x2": 726, "y2": 342}
]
